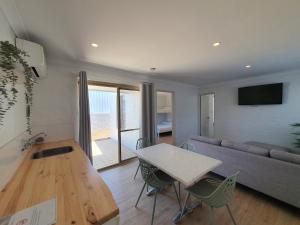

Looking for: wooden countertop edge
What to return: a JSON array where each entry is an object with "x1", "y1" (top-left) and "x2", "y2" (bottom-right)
[
  {"x1": 0, "y1": 139, "x2": 119, "y2": 225},
  {"x1": 71, "y1": 140, "x2": 120, "y2": 224}
]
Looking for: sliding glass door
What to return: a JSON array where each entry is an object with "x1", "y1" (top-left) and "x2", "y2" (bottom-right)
[
  {"x1": 119, "y1": 89, "x2": 140, "y2": 161},
  {"x1": 88, "y1": 82, "x2": 140, "y2": 170}
]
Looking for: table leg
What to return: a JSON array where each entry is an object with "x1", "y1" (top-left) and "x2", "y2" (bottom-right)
[
  {"x1": 146, "y1": 187, "x2": 157, "y2": 196},
  {"x1": 178, "y1": 182, "x2": 181, "y2": 200},
  {"x1": 172, "y1": 193, "x2": 192, "y2": 223},
  {"x1": 172, "y1": 192, "x2": 202, "y2": 224}
]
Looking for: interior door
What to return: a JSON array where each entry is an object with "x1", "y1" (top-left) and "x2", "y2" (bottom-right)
[{"x1": 200, "y1": 94, "x2": 215, "y2": 137}]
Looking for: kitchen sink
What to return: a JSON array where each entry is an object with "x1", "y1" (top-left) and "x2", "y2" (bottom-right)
[{"x1": 32, "y1": 146, "x2": 73, "y2": 159}]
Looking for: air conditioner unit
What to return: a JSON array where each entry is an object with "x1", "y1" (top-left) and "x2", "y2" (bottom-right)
[{"x1": 16, "y1": 38, "x2": 47, "y2": 78}]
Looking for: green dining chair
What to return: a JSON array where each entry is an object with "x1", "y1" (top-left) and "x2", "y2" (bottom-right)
[
  {"x1": 134, "y1": 137, "x2": 151, "y2": 179},
  {"x1": 135, "y1": 159, "x2": 182, "y2": 225},
  {"x1": 183, "y1": 172, "x2": 240, "y2": 225}
]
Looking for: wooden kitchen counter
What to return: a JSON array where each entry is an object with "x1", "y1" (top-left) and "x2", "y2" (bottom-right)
[{"x1": 0, "y1": 139, "x2": 119, "y2": 225}]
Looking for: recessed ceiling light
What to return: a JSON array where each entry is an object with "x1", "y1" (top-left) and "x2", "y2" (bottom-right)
[
  {"x1": 90, "y1": 43, "x2": 98, "y2": 48},
  {"x1": 212, "y1": 42, "x2": 221, "y2": 47},
  {"x1": 245, "y1": 65, "x2": 252, "y2": 68}
]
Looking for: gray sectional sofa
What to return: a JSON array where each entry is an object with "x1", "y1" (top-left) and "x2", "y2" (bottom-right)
[{"x1": 187, "y1": 136, "x2": 300, "y2": 208}]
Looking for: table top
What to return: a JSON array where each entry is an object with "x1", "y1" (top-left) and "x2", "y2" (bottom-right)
[
  {"x1": 136, "y1": 143, "x2": 222, "y2": 187},
  {"x1": 0, "y1": 140, "x2": 119, "y2": 224}
]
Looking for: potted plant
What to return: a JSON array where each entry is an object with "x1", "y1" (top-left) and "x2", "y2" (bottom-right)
[{"x1": 0, "y1": 40, "x2": 37, "y2": 134}]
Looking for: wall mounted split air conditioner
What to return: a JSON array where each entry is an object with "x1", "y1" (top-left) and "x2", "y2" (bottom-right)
[{"x1": 16, "y1": 38, "x2": 47, "y2": 78}]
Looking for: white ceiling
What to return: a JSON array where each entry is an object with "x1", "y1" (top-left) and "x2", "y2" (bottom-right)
[{"x1": 3, "y1": 0, "x2": 300, "y2": 85}]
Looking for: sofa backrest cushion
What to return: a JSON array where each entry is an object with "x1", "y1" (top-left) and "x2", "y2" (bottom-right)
[
  {"x1": 190, "y1": 136, "x2": 221, "y2": 146},
  {"x1": 245, "y1": 141, "x2": 291, "y2": 152},
  {"x1": 221, "y1": 140, "x2": 269, "y2": 156},
  {"x1": 270, "y1": 150, "x2": 300, "y2": 165}
]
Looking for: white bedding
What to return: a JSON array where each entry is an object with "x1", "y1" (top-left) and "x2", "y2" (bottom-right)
[{"x1": 157, "y1": 121, "x2": 172, "y2": 133}]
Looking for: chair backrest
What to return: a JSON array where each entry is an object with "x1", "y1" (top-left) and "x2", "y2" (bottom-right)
[
  {"x1": 180, "y1": 142, "x2": 196, "y2": 151},
  {"x1": 206, "y1": 172, "x2": 239, "y2": 208},
  {"x1": 136, "y1": 137, "x2": 151, "y2": 150},
  {"x1": 139, "y1": 159, "x2": 165, "y2": 190}
]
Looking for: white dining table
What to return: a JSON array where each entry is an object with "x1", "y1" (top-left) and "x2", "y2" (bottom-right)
[
  {"x1": 136, "y1": 143, "x2": 222, "y2": 223},
  {"x1": 136, "y1": 143, "x2": 222, "y2": 187}
]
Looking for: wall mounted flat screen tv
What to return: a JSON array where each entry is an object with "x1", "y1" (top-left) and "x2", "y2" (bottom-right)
[{"x1": 238, "y1": 83, "x2": 283, "y2": 105}]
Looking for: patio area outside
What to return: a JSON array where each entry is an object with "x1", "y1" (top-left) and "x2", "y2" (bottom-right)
[{"x1": 89, "y1": 86, "x2": 139, "y2": 170}]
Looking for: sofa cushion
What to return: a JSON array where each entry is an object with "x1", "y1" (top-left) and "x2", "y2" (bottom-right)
[
  {"x1": 270, "y1": 150, "x2": 300, "y2": 165},
  {"x1": 247, "y1": 146, "x2": 270, "y2": 157},
  {"x1": 190, "y1": 136, "x2": 221, "y2": 146},
  {"x1": 221, "y1": 140, "x2": 269, "y2": 156},
  {"x1": 221, "y1": 140, "x2": 248, "y2": 151},
  {"x1": 245, "y1": 141, "x2": 290, "y2": 152}
]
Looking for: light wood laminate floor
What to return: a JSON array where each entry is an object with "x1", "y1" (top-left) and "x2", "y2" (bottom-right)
[
  {"x1": 100, "y1": 159, "x2": 300, "y2": 225},
  {"x1": 158, "y1": 134, "x2": 174, "y2": 145}
]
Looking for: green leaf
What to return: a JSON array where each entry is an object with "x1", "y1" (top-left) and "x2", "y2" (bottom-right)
[{"x1": 0, "y1": 40, "x2": 36, "y2": 133}]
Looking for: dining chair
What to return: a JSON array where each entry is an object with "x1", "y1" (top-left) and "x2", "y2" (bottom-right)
[
  {"x1": 135, "y1": 159, "x2": 182, "y2": 225},
  {"x1": 180, "y1": 142, "x2": 196, "y2": 151},
  {"x1": 133, "y1": 137, "x2": 151, "y2": 179},
  {"x1": 183, "y1": 172, "x2": 240, "y2": 225}
]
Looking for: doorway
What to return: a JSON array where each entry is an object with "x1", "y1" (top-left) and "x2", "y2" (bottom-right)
[
  {"x1": 200, "y1": 93, "x2": 215, "y2": 137},
  {"x1": 88, "y1": 82, "x2": 139, "y2": 170},
  {"x1": 156, "y1": 91, "x2": 174, "y2": 144}
]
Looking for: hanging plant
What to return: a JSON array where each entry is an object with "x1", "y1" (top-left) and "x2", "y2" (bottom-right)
[{"x1": 0, "y1": 40, "x2": 37, "y2": 134}]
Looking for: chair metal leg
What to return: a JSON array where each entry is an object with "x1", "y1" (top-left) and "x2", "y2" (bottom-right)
[
  {"x1": 172, "y1": 183, "x2": 182, "y2": 211},
  {"x1": 226, "y1": 204, "x2": 238, "y2": 225},
  {"x1": 134, "y1": 164, "x2": 140, "y2": 179},
  {"x1": 209, "y1": 207, "x2": 215, "y2": 225},
  {"x1": 135, "y1": 182, "x2": 146, "y2": 207},
  {"x1": 150, "y1": 192, "x2": 158, "y2": 225}
]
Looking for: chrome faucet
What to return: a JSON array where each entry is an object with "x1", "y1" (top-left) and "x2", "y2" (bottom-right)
[{"x1": 21, "y1": 132, "x2": 47, "y2": 151}]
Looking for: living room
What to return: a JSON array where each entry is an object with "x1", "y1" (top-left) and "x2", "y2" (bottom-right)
[{"x1": 0, "y1": 1, "x2": 300, "y2": 225}]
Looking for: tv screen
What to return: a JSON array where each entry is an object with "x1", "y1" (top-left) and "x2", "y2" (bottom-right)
[{"x1": 238, "y1": 83, "x2": 283, "y2": 105}]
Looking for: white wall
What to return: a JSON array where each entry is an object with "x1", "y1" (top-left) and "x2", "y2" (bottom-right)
[
  {"x1": 31, "y1": 64, "x2": 77, "y2": 141},
  {"x1": 32, "y1": 59, "x2": 199, "y2": 146},
  {"x1": 199, "y1": 70, "x2": 300, "y2": 150},
  {"x1": 0, "y1": 9, "x2": 28, "y2": 190}
]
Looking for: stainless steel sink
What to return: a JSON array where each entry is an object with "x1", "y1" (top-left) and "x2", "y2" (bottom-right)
[{"x1": 32, "y1": 146, "x2": 73, "y2": 159}]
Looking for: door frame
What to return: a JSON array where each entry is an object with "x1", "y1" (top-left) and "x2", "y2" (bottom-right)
[
  {"x1": 199, "y1": 93, "x2": 215, "y2": 137},
  {"x1": 155, "y1": 90, "x2": 176, "y2": 144},
  {"x1": 88, "y1": 80, "x2": 139, "y2": 169}
]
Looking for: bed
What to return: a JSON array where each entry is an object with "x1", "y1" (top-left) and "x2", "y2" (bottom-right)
[{"x1": 157, "y1": 121, "x2": 172, "y2": 134}]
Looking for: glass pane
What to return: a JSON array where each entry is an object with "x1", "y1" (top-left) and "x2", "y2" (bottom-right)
[
  {"x1": 120, "y1": 89, "x2": 140, "y2": 160},
  {"x1": 120, "y1": 90, "x2": 140, "y2": 130},
  {"x1": 121, "y1": 130, "x2": 139, "y2": 160},
  {"x1": 88, "y1": 85, "x2": 119, "y2": 170}
]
